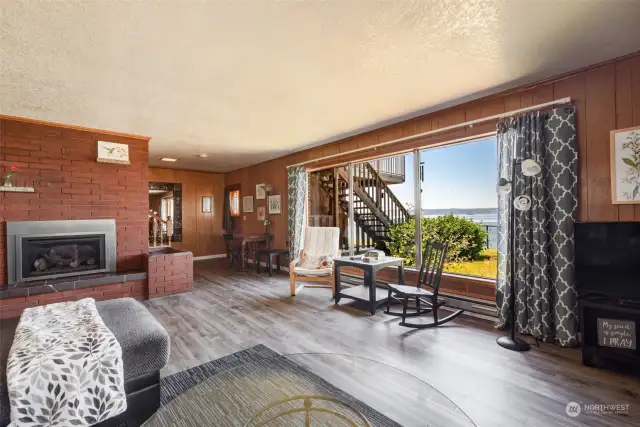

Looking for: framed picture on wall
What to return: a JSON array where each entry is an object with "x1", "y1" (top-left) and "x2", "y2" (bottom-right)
[
  {"x1": 201, "y1": 196, "x2": 212, "y2": 213},
  {"x1": 256, "y1": 184, "x2": 266, "y2": 200},
  {"x1": 268, "y1": 194, "x2": 281, "y2": 214},
  {"x1": 243, "y1": 196, "x2": 254, "y2": 212},
  {"x1": 257, "y1": 206, "x2": 266, "y2": 221},
  {"x1": 611, "y1": 125, "x2": 640, "y2": 204},
  {"x1": 97, "y1": 141, "x2": 130, "y2": 165}
]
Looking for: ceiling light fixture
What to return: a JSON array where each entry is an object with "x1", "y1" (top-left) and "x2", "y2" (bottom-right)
[
  {"x1": 199, "y1": 154, "x2": 208, "y2": 158},
  {"x1": 160, "y1": 157, "x2": 178, "y2": 162}
]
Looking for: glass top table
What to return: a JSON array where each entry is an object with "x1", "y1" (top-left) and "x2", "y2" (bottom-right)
[{"x1": 143, "y1": 353, "x2": 476, "y2": 427}]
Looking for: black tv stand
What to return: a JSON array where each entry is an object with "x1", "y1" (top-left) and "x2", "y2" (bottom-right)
[{"x1": 580, "y1": 294, "x2": 640, "y2": 377}]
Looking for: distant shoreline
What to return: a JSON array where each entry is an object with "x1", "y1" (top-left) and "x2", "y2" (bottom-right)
[{"x1": 409, "y1": 207, "x2": 498, "y2": 216}]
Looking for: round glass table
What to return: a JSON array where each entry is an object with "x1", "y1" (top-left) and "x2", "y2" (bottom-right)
[{"x1": 143, "y1": 353, "x2": 476, "y2": 427}]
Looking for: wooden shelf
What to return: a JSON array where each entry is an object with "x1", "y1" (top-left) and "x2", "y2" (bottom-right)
[{"x1": 0, "y1": 186, "x2": 35, "y2": 193}]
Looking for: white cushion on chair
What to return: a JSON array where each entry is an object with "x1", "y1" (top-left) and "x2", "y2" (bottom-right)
[
  {"x1": 294, "y1": 267, "x2": 333, "y2": 277},
  {"x1": 303, "y1": 227, "x2": 340, "y2": 257}
]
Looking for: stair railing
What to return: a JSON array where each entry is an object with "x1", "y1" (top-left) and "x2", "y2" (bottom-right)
[
  {"x1": 353, "y1": 162, "x2": 410, "y2": 226},
  {"x1": 313, "y1": 164, "x2": 410, "y2": 252}
]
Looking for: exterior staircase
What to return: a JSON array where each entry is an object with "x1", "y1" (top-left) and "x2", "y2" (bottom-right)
[{"x1": 315, "y1": 161, "x2": 410, "y2": 251}]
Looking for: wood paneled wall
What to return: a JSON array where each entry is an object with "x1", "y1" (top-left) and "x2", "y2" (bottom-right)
[
  {"x1": 149, "y1": 168, "x2": 226, "y2": 257},
  {"x1": 226, "y1": 53, "x2": 640, "y2": 257}
]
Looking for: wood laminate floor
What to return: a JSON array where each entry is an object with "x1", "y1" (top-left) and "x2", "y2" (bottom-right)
[
  {"x1": 142, "y1": 260, "x2": 639, "y2": 427},
  {"x1": 1, "y1": 260, "x2": 638, "y2": 426}
]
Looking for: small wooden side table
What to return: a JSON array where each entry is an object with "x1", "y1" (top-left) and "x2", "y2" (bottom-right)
[{"x1": 256, "y1": 249, "x2": 289, "y2": 276}]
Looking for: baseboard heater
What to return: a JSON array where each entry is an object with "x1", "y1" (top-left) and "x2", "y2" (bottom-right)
[{"x1": 339, "y1": 273, "x2": 497, "y2": 319}]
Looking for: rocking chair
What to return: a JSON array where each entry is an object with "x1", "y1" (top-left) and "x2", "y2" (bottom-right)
[{"x1": 384, "y1": 241, "x2": 464, "y2": 328}]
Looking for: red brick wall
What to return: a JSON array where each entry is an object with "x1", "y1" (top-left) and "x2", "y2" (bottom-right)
[
  {"x1": 146, "y1": 251, "x2": 193, "y2": 298},
  {"x1": 0, "y1": 117, "x2": 151, "y2": 283},
  {"x1": 0, "y1": 280, "x2": 147, "y2": 319}
]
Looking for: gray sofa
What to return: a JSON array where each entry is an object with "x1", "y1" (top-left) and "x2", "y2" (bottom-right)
[{"x1": 0, "y1": 298, "x2": 170, "y2": 427}]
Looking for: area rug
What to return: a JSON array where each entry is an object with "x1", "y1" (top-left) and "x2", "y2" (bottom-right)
[{"x1": 154, "y1": 344, "x2": 403, "y2": 427}]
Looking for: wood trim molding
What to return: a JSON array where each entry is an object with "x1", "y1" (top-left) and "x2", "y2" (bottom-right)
[{"x1": 0, "y1": 114, "x2": 151, "y2": 141}]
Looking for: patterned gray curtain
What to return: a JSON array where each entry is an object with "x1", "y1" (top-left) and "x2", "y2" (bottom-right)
[
  {"x1": 496, "y1": 107, "x2": 578, "y2": 347},
  {"x1": 288, "y1": 166, "x2": 307, "y2": 260}
]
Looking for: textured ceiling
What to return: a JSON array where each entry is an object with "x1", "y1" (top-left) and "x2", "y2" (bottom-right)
[{"x1": 2, "y1": 1, "x2": 640, "y2": 172}]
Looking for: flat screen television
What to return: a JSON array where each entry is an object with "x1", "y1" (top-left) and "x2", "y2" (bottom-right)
[{"x1": 575, "y1": 222, "x2": 640, "y2": 298}]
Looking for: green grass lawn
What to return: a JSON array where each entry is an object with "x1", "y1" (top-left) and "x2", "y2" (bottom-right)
[{"x1": 443, "y1": 248, "x2": 497, "y2": 279}]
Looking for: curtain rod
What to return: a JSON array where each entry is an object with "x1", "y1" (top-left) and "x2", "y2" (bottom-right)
[{"x1": 287, "y1": 97, "x2": 571, "y2": 169}]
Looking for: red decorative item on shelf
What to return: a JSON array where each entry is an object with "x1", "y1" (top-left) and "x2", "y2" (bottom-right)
[{"x1": 4, "y1": 165, "x2": 18, "y2": 187}]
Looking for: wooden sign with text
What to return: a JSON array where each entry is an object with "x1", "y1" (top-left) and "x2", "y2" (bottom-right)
[{"x1": 598, "y1": 318, "x2": 636, "y2": 350}]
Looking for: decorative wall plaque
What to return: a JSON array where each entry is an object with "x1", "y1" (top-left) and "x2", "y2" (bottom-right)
[
  {"x1": 97, "y1": 141, "x2": 130, "y2": 165},
  {"x1": 202, "y1": 196, "x2": 212, "y2": 213},
  {"x1": 268, "y1": 194, "x2": 281, "y2": 214},
  {"x1": 256, "y1": 184, "x2": 266, "y2": 200},
  {"x1": 598, "y1": 318, "x2": 636, "y2": 350},
  {"x1": 243, "y1": 196, "x2": 254, "y2": 213}
]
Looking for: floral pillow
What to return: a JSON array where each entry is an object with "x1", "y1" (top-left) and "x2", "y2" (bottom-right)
[
  {"x1": 317, "y1": 255, "x2": 334, "y2": 269},
  {"x1": 300, "y1": 254, "x2": 334, "y2": 270}
]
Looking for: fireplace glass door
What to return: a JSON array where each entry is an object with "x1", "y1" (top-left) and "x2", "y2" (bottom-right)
[{"x1": 19, "y1": 234, "x2": 106, "y2": 282}]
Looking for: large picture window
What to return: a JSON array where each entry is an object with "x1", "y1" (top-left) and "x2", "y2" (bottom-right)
[
  {"x1": 417, "y1": 136, "x2": 498, "y2": 278},
  {"x1": 306, "y1": 136, "x2": 497, "y2": 281}
]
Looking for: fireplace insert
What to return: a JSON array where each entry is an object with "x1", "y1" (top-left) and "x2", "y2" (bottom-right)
[
  {"x1": 7, "y1": 219, "x2": 117, "y2": 285},
  {"x1": 20, "y1": 234, "x2": 106, "y2": 281}
]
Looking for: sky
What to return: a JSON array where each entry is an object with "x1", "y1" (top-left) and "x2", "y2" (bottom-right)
[{"x1": 387, "y1": 136, "x2": 498, "y2": 210}]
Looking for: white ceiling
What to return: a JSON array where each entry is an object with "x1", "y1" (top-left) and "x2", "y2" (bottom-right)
[{"x1": 2, "y1": 1, "x2": 640, "y2": 172}]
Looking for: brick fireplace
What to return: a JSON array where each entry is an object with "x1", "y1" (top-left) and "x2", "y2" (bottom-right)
[{"x1": 0, "y1": 116, "x2": 151, "y2": 318}]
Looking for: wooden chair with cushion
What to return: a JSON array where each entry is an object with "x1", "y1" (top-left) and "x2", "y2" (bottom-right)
[
  {"x1": 385, "y1": 241, "x2": 464, "y2": 328},
  {"x1": 289, "y1": 227, "x2": 340, "y2": 296}
]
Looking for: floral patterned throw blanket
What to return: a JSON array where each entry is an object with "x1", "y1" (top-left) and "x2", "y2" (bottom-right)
[{"x1": 7, "y1": 298, "x2": 127, "y2": 426}]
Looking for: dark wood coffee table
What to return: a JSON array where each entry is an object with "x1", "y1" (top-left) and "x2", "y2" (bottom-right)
[{"x1": 334, "y1": 256, "x2": 404, "y2": 315}]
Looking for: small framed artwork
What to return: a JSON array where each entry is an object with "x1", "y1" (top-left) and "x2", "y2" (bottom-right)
[
  {"x1": 268, "y1": 194, "x2": 281, "y2": 214},
  {"x1": 256, "y1": 184, "x2": 266, "y2": 200},
  {"x1": 611, "y1": 125, "x2": 640, "y2": 204},
  {"x1": 97, "y1": 141, "x2": 130, "y2": 165},
  {"x1": 243, "y1": 196, "x2": 254, "y2": 212},
  {"x1": 257, "y1": 206, "x2": 266, "y2": 221},
  {"x1": 201, "y1": 196, "x2": 212, "y2": 213}
]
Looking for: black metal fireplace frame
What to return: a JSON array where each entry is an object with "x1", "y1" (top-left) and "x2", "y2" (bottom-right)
[
  {"x1": 17, "y1": 233, "x2": 108, "y2": 282},
  {"x1": 7, "y1": 219, "x2": 117, "y2": 285}
]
